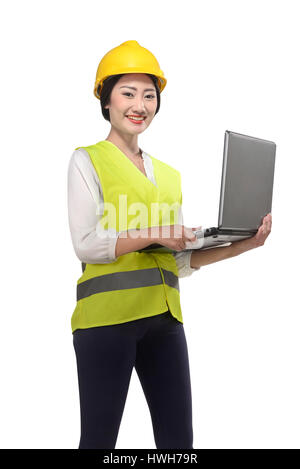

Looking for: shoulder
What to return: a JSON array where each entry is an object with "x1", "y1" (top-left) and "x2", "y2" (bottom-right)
[
  {"x1": 70, "y1": 147, "x2": 91, "y2": 166},
  {"x1": 68, "y1": 147, "x2": 99, "y2": 184},
  {"x1": 146, "y1": 152, "x2": 181, "y2": 177}
]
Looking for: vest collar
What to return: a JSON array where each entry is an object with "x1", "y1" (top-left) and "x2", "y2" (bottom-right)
[{"x1": 98, "y1": 139, "x2": 158, "y2": 191}]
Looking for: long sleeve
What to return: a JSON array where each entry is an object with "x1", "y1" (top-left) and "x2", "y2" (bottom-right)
[
  {"x1": 172, "y1": 205, "x2": 201, "y2": 278},
  {"x1": 67, "y1": 147, "x2": 200, "y2": 276},
  {"x1": 67, "y1": 149, "x2": 119, "y2": 263}
]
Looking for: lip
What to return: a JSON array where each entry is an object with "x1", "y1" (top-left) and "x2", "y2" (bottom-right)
[{"x1": 126, "y1": 115, "x2": 146, "y2": 124}]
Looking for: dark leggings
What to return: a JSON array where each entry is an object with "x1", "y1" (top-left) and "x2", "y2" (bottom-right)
[{"x1": 73, "y1": 310, "x2": 193, "y2": 449}]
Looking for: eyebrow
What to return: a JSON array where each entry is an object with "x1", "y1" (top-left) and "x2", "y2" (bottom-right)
[{"x1": 119, "y1": 85, "x2": 156, "y2": 92}]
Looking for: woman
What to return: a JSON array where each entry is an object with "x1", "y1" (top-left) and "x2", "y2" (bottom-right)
[{"x1": 67, "y1": 40, "x2": 272, "y2": 449}]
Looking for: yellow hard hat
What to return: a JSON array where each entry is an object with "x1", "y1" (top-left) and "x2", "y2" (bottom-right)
[{"x1": 94, "y1": 40, "x2": 167, "y2": 100}]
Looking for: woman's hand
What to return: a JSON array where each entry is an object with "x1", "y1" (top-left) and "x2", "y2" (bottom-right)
[
  {"x1": 238, "y1": 213, "x2": 272, "y2": 251},
  {"x1": 154, "y1": 224, "x2": 201, "y2": 252}
]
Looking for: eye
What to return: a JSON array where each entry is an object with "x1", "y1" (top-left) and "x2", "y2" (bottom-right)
[{"x1": 122, "y1": 92, "x2": 156, "y2": 99}]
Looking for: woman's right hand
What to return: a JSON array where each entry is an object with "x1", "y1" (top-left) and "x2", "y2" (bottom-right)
[{"x1": 153, "y1": 224, "x2": 202, "y2": 252}]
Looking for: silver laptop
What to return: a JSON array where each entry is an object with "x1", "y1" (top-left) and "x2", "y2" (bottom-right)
[{"x1": 139, "y1": 130, "x2": 276, "y2": 253}]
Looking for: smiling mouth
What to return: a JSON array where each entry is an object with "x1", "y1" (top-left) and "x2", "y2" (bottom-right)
[{"x1": 126, "y1": 115, "x2": 146, "y2": 121}]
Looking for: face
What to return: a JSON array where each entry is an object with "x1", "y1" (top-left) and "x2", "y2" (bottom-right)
[{"x1": 104, "y1": 74, "x2": 158, "y2": 136}]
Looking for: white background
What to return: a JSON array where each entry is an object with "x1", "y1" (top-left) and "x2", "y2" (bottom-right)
[{"x1": 0, "y1": 0, "x2": 298, "y2": 449}]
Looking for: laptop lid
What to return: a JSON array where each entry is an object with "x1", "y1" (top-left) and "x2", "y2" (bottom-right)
[{"x1": 218, "y1": 130, "x2": 276, "y2": 232}]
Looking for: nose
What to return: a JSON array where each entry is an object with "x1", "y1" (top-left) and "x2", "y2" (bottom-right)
[{"x1": 130, "y1": 96, "x2": 147, "y2": 115}]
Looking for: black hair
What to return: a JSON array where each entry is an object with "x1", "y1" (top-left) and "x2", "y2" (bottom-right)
[{"x1": 98, "y1": 74, "x2": 161, "y2": 122}]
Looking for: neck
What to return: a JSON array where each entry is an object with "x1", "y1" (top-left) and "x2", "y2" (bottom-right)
[{"x1": 105, "y1": 128, "x2": 141, "y2": 158}]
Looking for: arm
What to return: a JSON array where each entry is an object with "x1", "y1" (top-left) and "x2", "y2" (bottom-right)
[
  {"x1": 190, "y1": 243, "x2": 238, "y2": 268},
  {"x1": 116, "y1": 201, "x2": 201, "y2": 276},
  {"x1": 67, "y1": 149, "x2": 119, "y2": 263},
  {"x1": 114, "y1": 159, "x2": 197, "y2": 269},
  {"x1": 172, "y1": 205, "x2": 201, "y2": 278},
  {"x1": 115, "y1": 228, "x2": 154, "y2": 257},
  {"x1": 190, "y1": 213, "x2": 272, "y2": 268},
  {"x1": 67, "y1": 148, "x2": 161, "y2": 261},
  {"x1": 68, "y1": 148, "x2": 207, "y2": 273}
]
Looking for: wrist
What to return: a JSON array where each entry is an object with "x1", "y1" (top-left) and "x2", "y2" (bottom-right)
[{"x1": 134, "y1": 227, "x2": 160, "y2": 247}]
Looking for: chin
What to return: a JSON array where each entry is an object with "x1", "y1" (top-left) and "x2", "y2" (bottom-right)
[{"x1": 125, "y1": 124, "x2": 147, "y2": 134}]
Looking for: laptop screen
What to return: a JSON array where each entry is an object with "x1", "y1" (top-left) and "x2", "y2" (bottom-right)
[{"x1": 218, "y1": 131, "x2": 276, "y2": 231}]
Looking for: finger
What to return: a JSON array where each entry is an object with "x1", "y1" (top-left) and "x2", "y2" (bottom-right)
[
  {"x1": 184, "y1": 227, "x2": 197, "y2": 241},
  {"x1": 185, "y1": 233, "x2": 197, "y2": 241},
  {"x1": 263, "y1": 214, "x2": 270, "y2": 225},
  {"x1": 179, "y1": 240, "x2": 186, "y2": 250},
  {"x1": 263, "y1": 219, "x2": 270, "y2": 233},
  {"x1": 265, "y1": 219, "x2": 271, "y2": 232},
  {"x1": 265, "y1": 214, "x2": 272, "y2": 229},
  {"x1": 257, "y1": 225, "x2": 264, "y2": 237}
]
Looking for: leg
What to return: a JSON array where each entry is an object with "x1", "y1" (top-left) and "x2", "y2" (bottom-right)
[
  {"x1": 73, "y1": 323, "x2": 137, "y2": 449},
  {"x1": 135, "y1": 312, "x2": 193, "y2": 449}
]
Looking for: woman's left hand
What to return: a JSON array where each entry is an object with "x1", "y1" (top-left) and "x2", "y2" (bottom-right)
[{"x1": 244, "y1": 213, "x2": 272, "y2": 249}]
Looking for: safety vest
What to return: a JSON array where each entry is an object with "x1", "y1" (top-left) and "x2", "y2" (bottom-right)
[{"x1": 71, "y1": 140, "x2": 183, "y2": 332}]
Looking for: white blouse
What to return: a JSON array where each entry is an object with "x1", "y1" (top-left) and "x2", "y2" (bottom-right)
[{"x1": 67, "y1": 146, "x2": 201, "y2": 278}]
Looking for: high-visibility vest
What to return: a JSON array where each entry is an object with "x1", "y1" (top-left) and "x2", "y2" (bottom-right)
[{"x1": 71, "y1": 140, "x2": 183, "y2": 332}]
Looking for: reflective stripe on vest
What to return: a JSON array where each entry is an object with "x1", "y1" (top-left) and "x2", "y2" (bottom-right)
[{"x1": 77, "y1": 267, "x2": 179, "y2": 301}]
